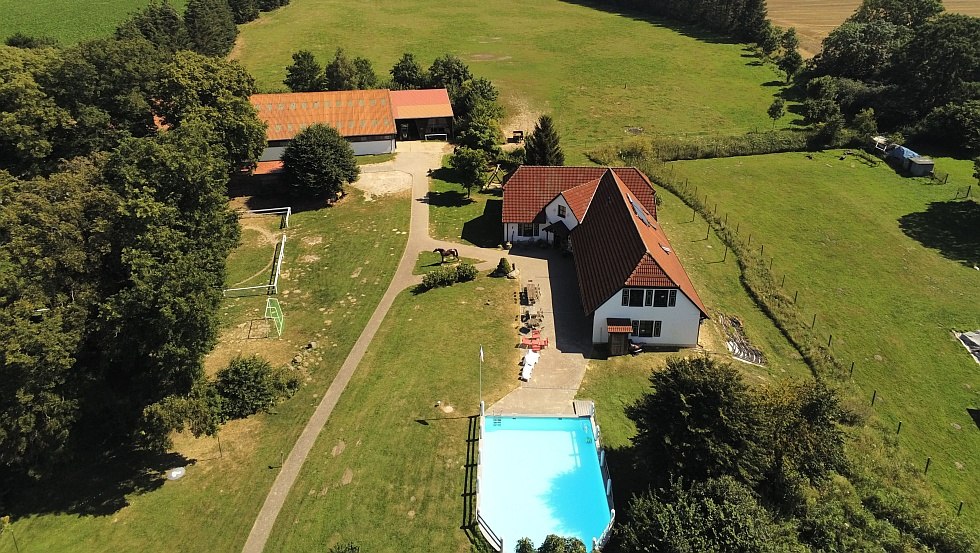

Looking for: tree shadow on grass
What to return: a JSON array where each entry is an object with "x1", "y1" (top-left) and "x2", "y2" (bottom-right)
[
  {"x1": 556, "y1": 0, "x2": 744, "y2": 45},
  {"x1": 898, "y1": 200, "x2": 980, "y2": 266},
  {"x1": 428, "y1": 189, "x2": 474, "y2": 208},
  {"x1": 462, "y1": 199, "x2": 503, "y2": 248},
  {"x1": 1, "y1": 447, "x2": 191, "y2": 519}
]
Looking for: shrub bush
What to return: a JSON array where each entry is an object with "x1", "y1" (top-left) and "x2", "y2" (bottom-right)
[
  {"x1": 495, "y1": 257, "x2": 512, "y2": 275},
  {"x1": 419, "y1": 263, "x2": 478, "y2": 290},
  {"x1": 455, "y1": 263, "x2": 478, "y2": 282},
  {"x1": 215, "y1": 355, "x2": 298, "y2": 420}
]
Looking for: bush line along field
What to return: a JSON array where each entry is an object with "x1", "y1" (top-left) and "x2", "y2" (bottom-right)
[
  {"x1": 0, "y1": 0, "x2": 187, "y2": 45},
  {"x1": 231, "y1": 0, "x2": 783, "y2": 163},
  {"x1": 667, "y1": 151, "x2": 980, "y2": 523}
]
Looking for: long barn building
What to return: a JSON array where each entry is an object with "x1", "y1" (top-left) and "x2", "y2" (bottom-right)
[{"x1": 250, "y1": 88, "x2": 453, "y2": 174}]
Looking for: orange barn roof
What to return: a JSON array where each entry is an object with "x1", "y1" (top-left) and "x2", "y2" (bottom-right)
[
  {"x1": 389, "y1": 88, "x2": 454, "y2": 119},
  {"x1": 251, "y1": 90, "x2": 395, "y2": 141}
]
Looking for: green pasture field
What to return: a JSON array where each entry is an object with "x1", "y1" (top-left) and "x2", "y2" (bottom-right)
[
  {"x1": 232, "y1": 0, "x2": 784, "y2": 163},
  {"x1": 0, "y1": 189, "x2": 410, "y2": 553},
  {"x1": 668, "y1": 151, "x2": 980, "y2": 522},
  {"x1": 264, "y1": 276, "x2": 520, "y2": 553},
  {"x1": 0, "y1": 0, "x2": 186, "y2": 45}
]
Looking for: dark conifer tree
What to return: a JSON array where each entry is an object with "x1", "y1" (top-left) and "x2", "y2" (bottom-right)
[
  {"x1": 184, "y1": 0, "x2": 238, "y2": 57},
  {"x1": 228, "y1": 0, "x2": 260, "y2": 24},
  {"x1": 524, "y1": 115, "x2": 564, "y2": 166},
  {"x1": 284, "y1": 50, "x2": 324, "y2": 91}
]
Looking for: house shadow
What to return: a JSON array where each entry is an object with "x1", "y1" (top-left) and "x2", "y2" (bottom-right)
[
  {"x1": 1, "y1": 447, "x2": 191, "y2": 519},
  {"x1": 898, "y1": 200, "x2": 980, "y2": 266},
  {"x1": 462, "y1": 199, "x2": 503, "y2": 248},
  {"x1": 510, "y1": 247, "x2": 595, "y2": 357}
]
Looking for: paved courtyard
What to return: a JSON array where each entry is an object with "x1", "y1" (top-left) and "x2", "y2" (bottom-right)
[{"x1": 488, "y1": 247, "x2": 594, "y2": 416}]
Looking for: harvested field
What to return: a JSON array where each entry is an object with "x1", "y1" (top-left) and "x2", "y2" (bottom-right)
[{"x1": 767, "y1": 0, "x2": 980, "y2": 57}]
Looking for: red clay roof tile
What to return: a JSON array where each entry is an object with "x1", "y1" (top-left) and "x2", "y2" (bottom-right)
[
  {"x1": 502, "y1": 166, "x2": 657, "y2": 223},
  {"x1": 571, "y1": 170, "x2": 707, "y2": 317}
]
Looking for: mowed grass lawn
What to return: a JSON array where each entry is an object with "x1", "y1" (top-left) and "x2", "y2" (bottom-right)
[
  {"x1": 0, "y1": 0, "x2": 186, "y2": 44},
  {"x1": 264, "y1": 276, "x2": 520, "y2": 552},
  {"x1": 232, "y1": 0, "x2": 783, "y2": 162},
  {"x1": 0, "y1": 189, "x2": 410, "y2": 553},
  {"x1": 670, "y1": 151, "x2": 980, "y2": 521},
  {"x1": 429, "y1": 163, "x2": 503, "y2": 248}
]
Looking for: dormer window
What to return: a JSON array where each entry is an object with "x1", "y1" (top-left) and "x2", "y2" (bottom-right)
[{"x1": 558, "y1": 205, "x2": 567, "y2": 218}]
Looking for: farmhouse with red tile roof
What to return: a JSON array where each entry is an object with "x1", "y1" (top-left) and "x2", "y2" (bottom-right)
[{"x1": 502, "y1": 166, "x2": 707, "y2": 349}]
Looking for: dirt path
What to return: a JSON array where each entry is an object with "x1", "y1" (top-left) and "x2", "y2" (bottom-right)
[{"x1": 241, "y1": 142, "x2": 499, "y2": 553}]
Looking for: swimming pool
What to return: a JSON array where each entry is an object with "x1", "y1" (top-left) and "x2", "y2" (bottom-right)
[{"x1": 477, "y1": 413, "x2": 614, "y2": 552}]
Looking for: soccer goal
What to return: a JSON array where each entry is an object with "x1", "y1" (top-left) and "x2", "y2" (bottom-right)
[
  {"x1": 239, "y1": 206, "x2": 292, "y2": 229},
  {"x1": 223, "y1": 233, "x2": 287, "y2": 297},
  {"x1": 424, "y1": 133, "x2": 448, "y2": 142},
  {"x1": 265, "y1": 298, "x2": 284, "y2": 337}
]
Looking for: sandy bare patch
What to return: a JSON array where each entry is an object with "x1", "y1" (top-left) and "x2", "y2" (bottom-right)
[
  {"x1": 351, "y1": 170, "x2": 412, "y2": 200},
  {"x1": 300, "y1": 254, "x2": 320, "y2": 263},
  {"x1": 351, "y1": 267, "x2": 363, "y2": 278},
  {"x1": 331, "y1": 440, "x2": 346, "y2": 457},
  {"x1": 302, "y1": 236, "x2": 323, "y2": 246},
  {"x1": 341, "y1": 467, "x2": 354, "y2": 485},
  {"x1": 440, "y1": 404, "x2": 455, "y2": 414},
  {"x1": 501, "y1": 94, "x2": 541, "y2": 139}
]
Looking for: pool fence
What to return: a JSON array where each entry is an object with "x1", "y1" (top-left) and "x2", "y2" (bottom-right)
[{"x1": 476, "y1": 401, "x2": 504, "y2": 551}]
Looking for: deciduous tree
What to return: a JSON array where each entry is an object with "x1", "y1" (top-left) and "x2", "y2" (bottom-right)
[
  {"x1": 449, "y1": 146, "x2": 486, "y2": 197},
  {"x1": 617, "y1": 477, "x2": 795, "y2": 553},
  {"x1": 281, "y1": 123, "x2": 359, "y2": 197},
  {"x1": 154, "y1": 51, "x2": 266, "y2": 170},
  {"x1": 323, "y1": 48, "x2": 357, "y2": 90},
  {"x1": 767, "y1": 98, "x2": 785, "y2": 128},
  {"x1": 626, "y1": 356, "x2": 768, "y2": 487}
]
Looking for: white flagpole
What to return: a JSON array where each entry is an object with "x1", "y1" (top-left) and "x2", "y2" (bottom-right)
[{"x1": 479, "y1": 345, "x2": 484, "y2": 408}]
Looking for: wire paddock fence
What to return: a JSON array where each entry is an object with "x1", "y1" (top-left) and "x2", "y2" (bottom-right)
[
  {"x1": 222, "y1": 233, "x2": 287, "y2": 297},
  {"x1": 642, "y1": 159, "x2": 973, "y2": 519}
]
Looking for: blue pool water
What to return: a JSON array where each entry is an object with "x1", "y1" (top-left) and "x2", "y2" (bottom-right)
[{"x1": 478, "y1": 416, "x2": 613, "y2": 551}]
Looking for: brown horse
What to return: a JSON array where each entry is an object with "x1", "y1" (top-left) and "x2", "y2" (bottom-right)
[{"x1": 433, "y1": 248, "x2": 459, "y2": 263}]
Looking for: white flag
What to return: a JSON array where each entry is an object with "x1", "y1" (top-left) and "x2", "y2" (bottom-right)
[{"x1": 480, "y1": 345, "x2": 484, "y2": 363}]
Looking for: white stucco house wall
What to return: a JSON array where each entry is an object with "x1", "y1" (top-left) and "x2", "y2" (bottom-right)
[{"x1": 501, "y1": 166, "x2": 707, "y2": 351}]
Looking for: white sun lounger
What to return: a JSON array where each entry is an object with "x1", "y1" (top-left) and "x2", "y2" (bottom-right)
[{"x1": 521, "y1": 350, "x2": 540, "y2": 381}]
